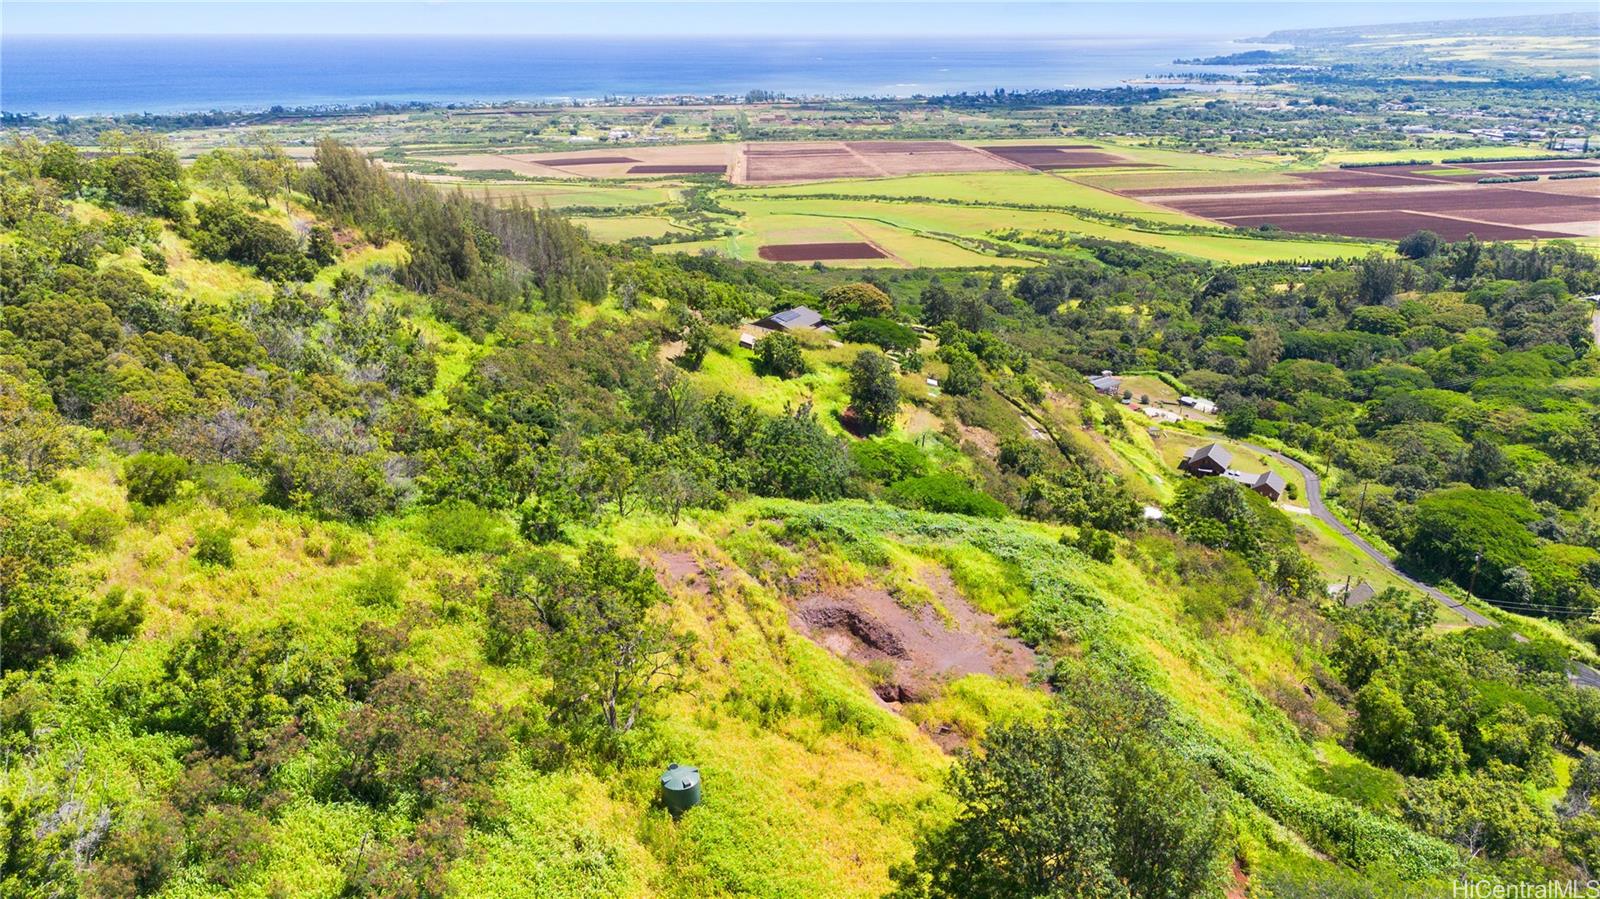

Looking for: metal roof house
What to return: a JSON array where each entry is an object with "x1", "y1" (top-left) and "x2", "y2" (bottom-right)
[
  {"x1": 1342, "y1": 581, "x2": 1377, "y2": 607},
  {"x1": 753, "y1": 306, "x2": 823, "y2": 331},
  {"x1": 1250, "y1": 470, "x2": 1288, "y2": 502},
  {"x1": 1179, "y1": 443, "x2": 1232, "y2": 477},
  {"x1": 1088, "y1": 371, "x2": 1122, "y2": 395}
]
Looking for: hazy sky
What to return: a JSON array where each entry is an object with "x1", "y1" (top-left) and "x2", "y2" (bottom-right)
[{"x1": 5, "y1": 0, "x2": 1594, "y2": 38}]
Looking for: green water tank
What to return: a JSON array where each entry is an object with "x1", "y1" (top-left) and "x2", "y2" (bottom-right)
[{"x1": 660, "y1": 763, "x2": 702, "y2": 816}]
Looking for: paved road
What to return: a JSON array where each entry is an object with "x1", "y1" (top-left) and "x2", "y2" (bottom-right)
[{"x1": 1235, "y1": 440, "x2": 1600, "y2": 689}]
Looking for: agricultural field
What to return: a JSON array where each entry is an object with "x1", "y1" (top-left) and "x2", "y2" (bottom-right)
[
  {"x1": 403, "y1": 138, "x2": 1598, "y2": 263},
  {"x1": 1117, "y1": 158, "x2": 1600, "y2": 241}
]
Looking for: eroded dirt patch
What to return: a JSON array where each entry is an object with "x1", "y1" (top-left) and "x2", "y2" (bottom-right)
[{"x1": 788, "y1": 577, "x2": 1036, "y2": 707}]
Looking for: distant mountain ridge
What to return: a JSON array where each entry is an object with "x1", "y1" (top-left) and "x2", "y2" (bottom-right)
[{"x1": 1255, "y1": 11, "x2": 1600, "y2": 46}]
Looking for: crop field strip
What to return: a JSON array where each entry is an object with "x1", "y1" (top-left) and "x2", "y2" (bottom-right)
[
  {"x1": 757, "y1": 241, "x2": 890, "y2": 261},
  {"x1": 1126, "y1": 167, "x2": 1600, "y2": 240}
]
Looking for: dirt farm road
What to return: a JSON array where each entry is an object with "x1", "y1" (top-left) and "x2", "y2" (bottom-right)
[{"x1": 1235, "y1": 440, "x2": 1600, "y2": 690}]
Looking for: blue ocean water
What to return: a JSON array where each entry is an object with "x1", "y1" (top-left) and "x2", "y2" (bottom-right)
[{"x1": 0, "y1": 35, "x2": 1259, "y2": 116}]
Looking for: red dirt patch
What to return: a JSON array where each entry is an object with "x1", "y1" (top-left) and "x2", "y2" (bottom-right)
[
  {"x1": 541, "y1": 155, "x2": 641, "y2": 166},
  {"x1": 789, "y1": 579, "x2": 1037, "y2": 706},
  {"x1": 759, "y1": 242, "x2": 888, "y2": 262}
]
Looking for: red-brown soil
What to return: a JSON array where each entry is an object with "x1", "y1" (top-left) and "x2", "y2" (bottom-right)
[
  {"x1": 540, "y1": 155, "x2": 640, "y2": 166},
  {"x1": 759, "y1": 242, "x2": 889, "y2": 261},
  {"x1": 788, "y1": 576, "x2": 1037, "y2": 705},
  {"x1": 1461, "y1": 159, "x2": 1600, "y2": 173},
  {"x1": 626, "y1": 164, "x2": 727, "y2": 174},
  {"x1": 1221, "y1": 210, "x2": 1559, "y2": 241},
  {"x1": 977, "y1": 145, "x2": 1148, "y2": 170}
]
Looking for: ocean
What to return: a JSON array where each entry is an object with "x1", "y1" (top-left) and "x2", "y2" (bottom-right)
[{"x1": 0, "y1": 35, "x2": 1261, "y2": 116}]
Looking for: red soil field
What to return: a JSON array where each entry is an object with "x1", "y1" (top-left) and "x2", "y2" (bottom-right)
[
  {"x1": 847, "y1": 141, "x2": 971, "y2": 153},
  {"x1": 626, "y1": 164, "x2": 727, "y2": 174},
  {"x1": 1293, "y1": 169, "x2": 1433, "y2": 187},
  {"x1": 976, "y1": 145, "x2": 1147, "y2": 170},
  {"x1": 1461, "y1": 159, "x2": 1600, "y2": 173},
  {"x1": 540, "y1": 156, "x2": 640, "y2": 166},
  {"x1": 745, "y1": 148, "x2": 880, "y2": 182},
  {"x1": 758, "y1": 242, "x2": 889, "y2": 261},
  {"x1": 1165, "y1": 186, "x2": 1595, "y2": 220},
  {"x1": 843, "y1": 141, "x2": 1016, "y2": 176},
  {"x1": 1219, "y1": 211, "x2": 1559, "y2": 242}
]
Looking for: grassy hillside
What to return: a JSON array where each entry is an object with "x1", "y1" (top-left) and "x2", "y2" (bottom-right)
[{"x1": 5, "y1": 135, "x2": 1599, "y2": 899}]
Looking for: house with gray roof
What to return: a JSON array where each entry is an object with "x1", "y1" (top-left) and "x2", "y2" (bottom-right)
[
  {"x1": 1179, "y1": 442, "x2": 1232, "y2": 477},
  {"x1": 1342, "y1": 581, "x2": 1378, "y2": 607},
  {"x1": 753, "y1": 306, "x2": 823, "y2": 331},
  {"x1": 1087, "y1": 371, "x2": 1122, "y2": 395},
  {"x1": 1250, "y1": 470, "x2": 1288, "y2": 502}
]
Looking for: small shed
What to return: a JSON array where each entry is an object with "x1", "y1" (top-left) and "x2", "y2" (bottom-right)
[
  {"x1": 1179, "y1": 443, "x2": 1232, "y2": 477},
  {"x1": 1179, "y1": 395, "x2": 1217, "y2": 415},
  {"x1": 753, "y1": 306, "x2": 823, "y2": 331},
  {"x1": 739, "y1": 333, "x2": 758, "y2": 350}
]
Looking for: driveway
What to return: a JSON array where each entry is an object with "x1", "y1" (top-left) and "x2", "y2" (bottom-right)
[{"x1": 1234, "y1": 440, "x2": 1600, "y2": 689}]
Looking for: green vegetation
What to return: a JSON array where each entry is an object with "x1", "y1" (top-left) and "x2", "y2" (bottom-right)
[{"x1": 3, "y1": 46, "x2": 1600, "y2": 897}]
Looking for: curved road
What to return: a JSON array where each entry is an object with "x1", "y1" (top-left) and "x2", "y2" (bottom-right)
[{"x1": 1236, "y1": 440, "x2": 1600, "y2": 689}]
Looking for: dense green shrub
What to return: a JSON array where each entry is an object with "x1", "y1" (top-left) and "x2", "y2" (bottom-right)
[
  {"x1": 419, "y1": 500, "x2": 511, "y2": 554},
  {"x1": 123, "y1": 452, "x2": 188, "y2": 506},
  {"x1": 821, "y1": 282, "x2": 893, "y2": 319},
  {"x1": 348, "y1": 565, "x2": 406, "y2": 608},
  {"x1": 88, "y1": 587, "x2": 146, "y2": 642},
  {"x1": 749, "y1": 406, "x2": 852, "y2": 500},
  {"x1": 850, "y1": 439, "x2": 928, "y2": 484},
  {"x1": 939, "y1": 345, "x2": 983, "y2": 396},
  {"x1": 1, "y1": 502, "x2": 85, "y2": 673},
  {"x1": 192, "y1": 524, "x2": 235, "y2": 568},
  {"x1": 847, "y1": 349, "x2": 900, "y2": 435},
  {"x1": 754, "y1": 331, "x2": 808, "y2": 378},
  {"x1": 885, "y1": 473, "x2": 1008, "y2": 519},
  {"x1": 841, "y1": 317, "x2": 919, "y2": 351},
  {"x1": 68, "y1": 506, "x2": 124, "y2": 549}
]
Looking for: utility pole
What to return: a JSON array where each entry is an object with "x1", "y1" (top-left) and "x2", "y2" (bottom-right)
[
  {"x1": 1467, "y1": 551, "x2": 1483, "y2": 602},
  {"x1": 1354, "y1": 481, "x2": 1369, "y2": 531}
]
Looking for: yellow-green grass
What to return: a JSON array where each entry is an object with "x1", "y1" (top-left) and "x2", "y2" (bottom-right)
[
  {"x1": 572, "y1": 215, "x2": 690, "y2": 242},
  {"x1": 736, "y1": 169, "x2": 1201, "y2": 222},
  {"x1": 442, "y1": 179, "x2": 681, "y2": 209},
  {"x1": 1076, "y1": 168, "x2": 1306, "y2": 192},
  {"x1": 709, "y1": 204, "x2": 1021, "y2": 268},
  {"x1": 19, "y1": 467, "x2": 969, "y2": 898},
  {"x1": 1315, "y1": 145, "x2": 1556, "y2": 166},
  {"x1": 686, "y1": 337, "x2": 853, "y2": 424}
]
